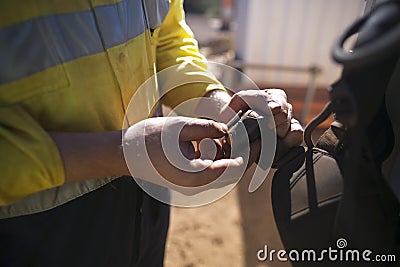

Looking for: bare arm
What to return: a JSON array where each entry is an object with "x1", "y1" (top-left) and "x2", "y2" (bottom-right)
[{"x1": 49, "y1": 131, "x2": 129, "y2": 184}]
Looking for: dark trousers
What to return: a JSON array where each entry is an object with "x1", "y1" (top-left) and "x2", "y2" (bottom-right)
[{"x1": 0, "y1": 176, "x2": 170, "y2": 267}]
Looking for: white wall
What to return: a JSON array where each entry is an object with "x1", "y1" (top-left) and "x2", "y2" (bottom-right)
[{"x1": 234, "y1": 0, "x2": 366, "y2": 87}]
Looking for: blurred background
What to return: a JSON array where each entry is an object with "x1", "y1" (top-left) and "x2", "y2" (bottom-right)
[{"x1": 165, "y1": 1, "x2": 366, "y2": 266}]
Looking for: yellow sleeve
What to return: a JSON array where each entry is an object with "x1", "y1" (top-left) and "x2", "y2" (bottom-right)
[
  {"x1": 0, "y1": 105, "x2": 65, "y2": 206},
  {"x1": 156, "y1": 0, "x2": 226, "y2": 114}
]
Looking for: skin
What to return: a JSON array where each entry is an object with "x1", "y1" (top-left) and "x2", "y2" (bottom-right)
[{"x1": 50, "y1": 89, "x2": 303, "y2": 188}]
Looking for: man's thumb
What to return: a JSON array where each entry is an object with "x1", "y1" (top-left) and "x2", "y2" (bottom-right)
[{"x1": 179, "y1": 119, "x2": 227, "y2": 141}]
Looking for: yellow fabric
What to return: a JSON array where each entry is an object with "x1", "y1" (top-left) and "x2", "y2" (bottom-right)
[
  {"x1": 156, "y1": 0, "x2": 225, "y2": 112},
  {"x1": 0, "y1": 106, "x2": 65, "y2": 205},
  {"x1": 0, "y1": 0, "x2": 125, "y2": 27},
  {"x1": 0, "y1": 0, "x2": 224, "y2": 207}
]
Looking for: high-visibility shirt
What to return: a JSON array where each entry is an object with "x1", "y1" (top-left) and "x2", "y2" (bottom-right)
[{"x1": 0, "y1": 0, "x2": 224, "y2": 217}]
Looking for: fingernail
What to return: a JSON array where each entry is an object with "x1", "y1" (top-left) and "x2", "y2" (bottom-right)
[
  {"x1": 218, "y1": 122, "x2": 228, "y2": 132},
  {"x1": 234, "y1": 157, "x2": 244, "y2": 165},
  {"x1": 248, "y1": 110, "x2": 260, "y2": 118}
]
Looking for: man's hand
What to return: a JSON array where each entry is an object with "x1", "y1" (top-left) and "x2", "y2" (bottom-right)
[
  {"x1": 219, "y1": 89, "x2": 303, "y2": 147},
  {"x1": 123, "y1": 116, "x2": 245, "y2": 188}
]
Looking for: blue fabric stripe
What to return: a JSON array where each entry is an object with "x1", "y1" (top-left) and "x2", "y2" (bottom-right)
[
  {"x1": 94, "y1": 0, "x2": 145, "y2": 49},
  {"x1": 0, "y1": 0, "x2": 169, "y2": 85},
  {"x1": 143, "y1": 0, "x2": 170, "y2": 30},
  {"x1": 40, "y1": 11, "x2": 105, "y2": 64}
]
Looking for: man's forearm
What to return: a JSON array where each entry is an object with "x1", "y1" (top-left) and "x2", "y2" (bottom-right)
[{"x1": 49, "y1": 131, "x2": 129, "y2": 184}]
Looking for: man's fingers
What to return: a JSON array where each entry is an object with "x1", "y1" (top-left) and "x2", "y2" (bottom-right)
[
  {"x1": 276, "y1": 119, "x2": 291, "y2": 138},
  {"x1": 267, "y1": 101, "x2": 283, "y2": 115},
  {"x1": 179, "y1": 157, "x2": 244, "y2": 187},
  {"x1": 264, "y1": 88, "x2": 287, "y2": 100},
  {"x1": 229, "y1": 90, "x2": 272, "y2": 115},
  {"x1": 264, "y1": 89, "x2": 290, "y2": 115},
  {"x1": 281, "y1": 119, "x2": 304, "y2": 147},
  {"x1": 204, "y1": 156, "x2": 245, "y2": 183},
  {"x1": 272, "y1": 102, "x2": 292, "y2": 138},
  {"x1": 248, "y1": 139, "x2": 262, "y2": 168},
  {"x1": 273, "y1": 110, "x2": 291, "y2": 127},
  {"x1": 179, "y1": 119, "x2": 227, "y2": 141},
  {"x1": 196, "y1": 138, "x2": 225, "y2": 160}
]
